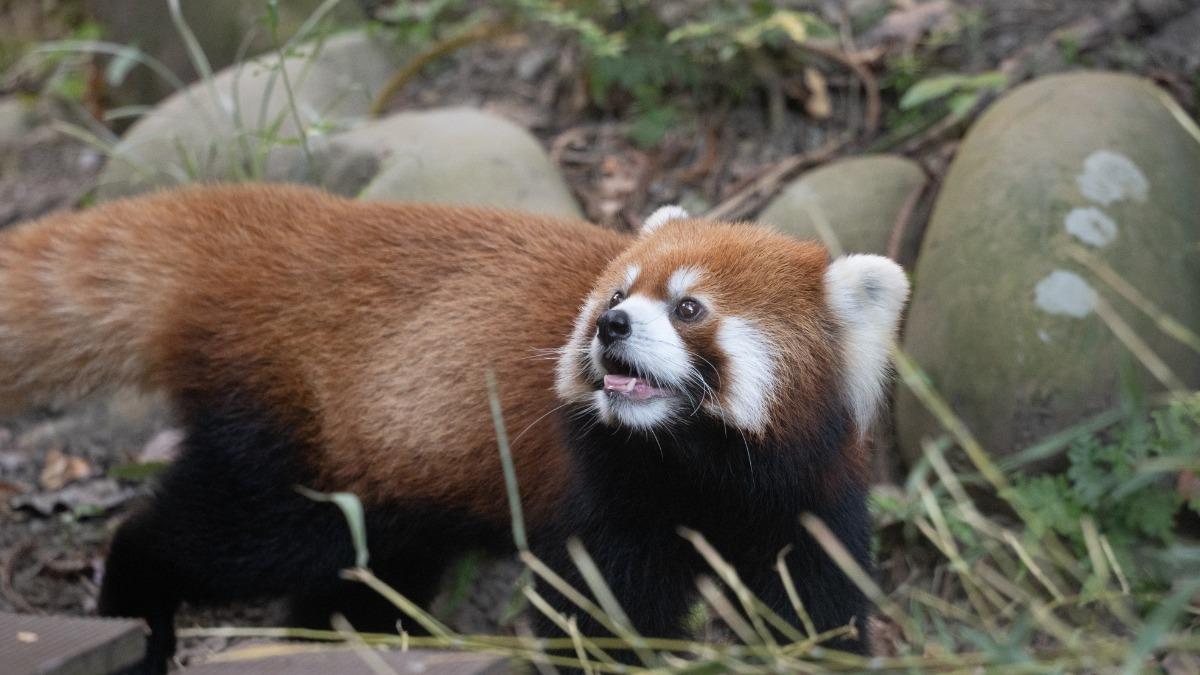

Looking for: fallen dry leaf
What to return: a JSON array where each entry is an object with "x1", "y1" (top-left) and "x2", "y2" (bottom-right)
[
  {"x1": 0, "y1": 478, "x2": 31, "y2": 502},
  {"x1": 803, "y1": 67, "x2": 833, "y2": 120},
  {"x1": 139, "y1": 428, "x2": 184, "y2": 464},
  {"x1": 42, "y1": 554, "x2": 95, "y2": 578},
  {"x1": 865, "y1": 0, "x2": 957, "y2": 49},
  {"x1": 39, "y1": 449, "x2": 93, "y2": 491},
  {"x1": 1177, "y1": 469, "x2": 1200, "y2": 503},
  {"x1": 1163, "y1": 652, "x2": 1200, "y2": 675},
  {"x1": 597, "y1": 152, "x2": 648, "y2": 222},
  {"x1": 14, "y1": 478, "x2": 137, "y2": 517}
]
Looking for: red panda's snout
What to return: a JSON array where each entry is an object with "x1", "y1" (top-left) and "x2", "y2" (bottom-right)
[{"x1": 555, "y1": 206, "x2": 910, "y2": 440}]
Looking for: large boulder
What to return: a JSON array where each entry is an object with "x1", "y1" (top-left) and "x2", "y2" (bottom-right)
[
  {"x1": 94, "y1": 29, "x2": 402, "y2": 199},
  {"x1": 896, "y1": 72, "x2": 1200, "y2": 464},
  {"x1": 326, "y1": 108, "x2": 580, "y2": 217},
  {"x1": 757, "y1": 155, "x2": 926, "y2": 259}
]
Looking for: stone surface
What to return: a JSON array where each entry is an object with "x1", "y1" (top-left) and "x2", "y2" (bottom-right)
[
  {"x1": 95, "y1": 29, "x2": 402, "y2": 200},
  {"x1": 332, "y1": 107, "x2": 580, "y2": 217},
  {"x1": 84, "y1": 0, "x2": 362, "y2": 108},
  {"x1": 757, "y1": 155, "x2": 926, "y2": 259},
  {"x1": 896, "y1": 72, "x2": 1200, "y2": 464},
  {"x1": 0, "y1": 98, "x2": 34, "y2": 146}
]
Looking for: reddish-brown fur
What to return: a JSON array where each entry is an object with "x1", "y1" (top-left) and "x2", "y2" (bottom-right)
[{"x1": 0, "y1": 184, "x2": 632, "y2": 526}]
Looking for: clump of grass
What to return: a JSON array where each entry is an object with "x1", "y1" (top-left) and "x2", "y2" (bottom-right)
[{"x1": 20, "y1": 0, "x2": 352, "y2": 189}]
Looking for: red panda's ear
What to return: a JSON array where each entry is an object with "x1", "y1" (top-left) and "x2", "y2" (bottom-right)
[
  {"x1": 824, "y1": 255, "x2": 910, "y2": 436},
  {"x1": 641, "y1": 205, "x2": 689, "y2": 237}
]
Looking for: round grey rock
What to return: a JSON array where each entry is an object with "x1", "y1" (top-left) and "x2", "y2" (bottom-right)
[
  {"x1": 896, "y1": 72, "x2": 1200, "y2": 464},
  {"x1": 345, "y1": 107, "x2": 580, "y2": 217},
  {"x1": 95, "y1": 30, "x2": 402, "y2": 200},
  {"x1": 757, "y1": 155, "x2": 926, "y2": 258},
  {"x1": 0, "y1": 97, "x2": 34, "y2": 147}
]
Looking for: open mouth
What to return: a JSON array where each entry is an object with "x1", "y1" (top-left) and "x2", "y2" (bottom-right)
[{"x1": 599, "y1": 356, "x2": 675, "y2": 401}]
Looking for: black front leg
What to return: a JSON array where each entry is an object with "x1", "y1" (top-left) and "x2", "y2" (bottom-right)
[
  {"x1": 531, "y1": 529, "x2": 698, "y2": 664},
  {"x1": 740, "y1": 501, "x2": 873, "y2": 654}
]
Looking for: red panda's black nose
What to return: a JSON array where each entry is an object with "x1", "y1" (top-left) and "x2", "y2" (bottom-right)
[{"x1": 597, "y1": 309, "x2": 632, "y2": 345}]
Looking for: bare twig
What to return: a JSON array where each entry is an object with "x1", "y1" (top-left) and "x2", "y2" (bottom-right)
[
  {"x1": 704, "y1": 135, "x2": 850, "y2": 222},
  {"x1": 1, "y1": 540, "x2": 37, "y2": 614},
  {"x1": 369, "y1": 22, "x2": 511, "y2": 118},
  {"x1": 884, "y1": 175, "x2": 929, "y2": 261}
]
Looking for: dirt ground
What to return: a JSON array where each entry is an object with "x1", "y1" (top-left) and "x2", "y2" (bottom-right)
[{"x1": 1, "y1": 0, "x2": 1198, "y2": 666}]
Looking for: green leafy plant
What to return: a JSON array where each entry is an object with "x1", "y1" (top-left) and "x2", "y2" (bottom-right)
[
  {"x1": 899, "y1": 70, "x2": 1007, "y2": 119},
  {"x1": 1011, "y1": 395, "x2": 1200, "y2": 581}
]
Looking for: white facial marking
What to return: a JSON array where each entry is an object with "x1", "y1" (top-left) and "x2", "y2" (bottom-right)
[
  {"x1": 716, "y1": 317, "x2": 776, "y2": 433},
  {"x1": 642, "y1": 205, "x2": 690, "y2": 236},
  {"x1": 1035, "y1": 270, "x2": 1097, "y2": 318},
  {"x1": 1064, "y1": 207, "x2": 1118, "y2": 247},
  {"x1": 593, "y1": 390, "x2": 676, "y2": 430},
  {"x1": 667, "y1": 266, "x2": 703, "y2": 298},
  {"x1": 555, "y1": 296, "x2": 602, "y2": 400},
  {"x1": 825, "y1": 254, "x2": 910, "y2": 437},
  {"x1": 1076, "y1": 150, "x2": 1148, "y2": 206},
  {"x1": 607, "y1": 294, "x2": 692, "y2": 388},
  {"x1": 623, "y1": 265, "x2": 641, "y2": 289}
]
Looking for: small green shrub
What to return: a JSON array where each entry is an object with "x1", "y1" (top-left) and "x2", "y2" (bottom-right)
[{"x1": 1010, "y1": 396, "x2": 1200, "y2": 583}]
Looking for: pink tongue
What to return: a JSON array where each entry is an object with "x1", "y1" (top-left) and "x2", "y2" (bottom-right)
[{"x1": 603, "y1": 374, "x2": 663, "y2": 401}]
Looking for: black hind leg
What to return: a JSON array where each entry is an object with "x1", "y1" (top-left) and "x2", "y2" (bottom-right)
[
  {"x1": 98, "y1": 393, "x2": 371, "y2": 673},
  {"x1": 99, "y1": 508, "x2": 180, "y2": 675},
  {"x1": 98, "y1": 460, "x2": 364, "y2": 673},
  {"x1": 98, "y1": 389, "x2": 501, "y2": 673}
]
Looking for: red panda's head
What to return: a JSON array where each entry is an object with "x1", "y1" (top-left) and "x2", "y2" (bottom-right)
[{"x1": 555, "y1": 207, "x2": 909, "y2": 442}]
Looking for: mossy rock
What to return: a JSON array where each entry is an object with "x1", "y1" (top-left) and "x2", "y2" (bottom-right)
[
  {"x1": 757, "y1": 155, "x2": 926, "y2": 259},
  {"x1": 896, "y1": 72, "x2": 1200, "y2": 465}
]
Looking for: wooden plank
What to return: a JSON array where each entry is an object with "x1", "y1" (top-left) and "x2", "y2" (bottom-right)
[{"x1": 0, "y1": 611, "x2": 146, "y2": 675}]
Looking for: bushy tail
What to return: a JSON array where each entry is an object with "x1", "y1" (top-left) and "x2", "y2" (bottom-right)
[{"x1": 0, "y1": 200, "x2": 172, "y2": 415}]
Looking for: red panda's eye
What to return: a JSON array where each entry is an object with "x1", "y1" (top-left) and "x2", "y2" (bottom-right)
[
  {"x1": 609, "y1": 291, "x2": 625, "y2": 308},
  {"x1": 675, "y1": 298, "x2": 704, "y2": 322}
]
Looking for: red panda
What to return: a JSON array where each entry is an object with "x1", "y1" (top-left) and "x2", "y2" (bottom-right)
[{"x1": 0, "y1": 183, "x2": 908, "y2": 672}]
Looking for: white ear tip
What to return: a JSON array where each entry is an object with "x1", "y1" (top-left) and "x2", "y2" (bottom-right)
[
  {"x1": 824, "y1": 254, "x2": 911, "y2": 437},
  {"x1": 826, "y1": 254, "x2": 910, "y2": 312},
  {"x1": 642, "y1": 205, "x2": 690, "y2": 235}
]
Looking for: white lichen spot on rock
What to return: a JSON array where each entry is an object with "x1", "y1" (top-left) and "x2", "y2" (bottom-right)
[
  {"x1": 1064, "y1": 206, "x2": 1118, "y2": 247},
  {"x1": 1076, "y1": 150, "x2": 1149, "y2": 206},
  {"x1": 1035, "y1": 270, "x2": 1097, "y2": 318}
]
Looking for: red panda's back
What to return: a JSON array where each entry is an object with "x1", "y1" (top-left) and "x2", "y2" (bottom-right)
[{"x1": 1, "y1": 183, "x2": 630, "y2": 525}]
